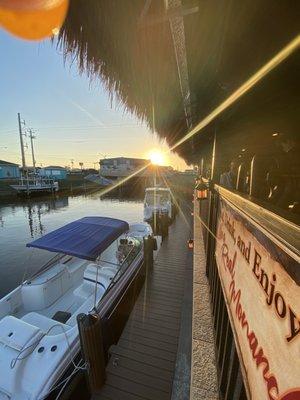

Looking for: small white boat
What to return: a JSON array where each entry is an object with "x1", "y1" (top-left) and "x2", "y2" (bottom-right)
[
  {"x1": 143, "y1": 187, "x2": 173, "y2": 223},
  {"x1": 0, "y1": 217, "x2": 154, "y2": 400}
]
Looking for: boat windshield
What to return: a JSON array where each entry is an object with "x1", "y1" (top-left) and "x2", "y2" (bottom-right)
[
  {"x1": 101, "y1": 236, "x2": 142, "y2": 294},
  {"x1": 145, "y1": 191, "x2": 171, "y2": 206},
  {"x1": 101, "y1": 236, "x2": 142, "y2": 267}
]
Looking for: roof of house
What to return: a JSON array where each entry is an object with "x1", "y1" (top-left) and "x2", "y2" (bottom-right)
[
  {"x1": 0, "y1": 160, "x2": 19, "y2": 167},
  {"x1": 101, "y1": 157, "x2": 149, "y2": 163},
  {"x1": 44, "y1": 166, "x2": 66, "y2": 170}
]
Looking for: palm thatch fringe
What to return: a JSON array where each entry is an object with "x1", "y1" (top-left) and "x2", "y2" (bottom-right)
[{"x1": 58, "y1": 0, "x2": 188, "y2": 157}]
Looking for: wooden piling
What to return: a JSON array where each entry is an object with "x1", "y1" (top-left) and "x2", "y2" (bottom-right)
[
  {"x1": 143, "y1": 235, "x2": 155, "y2": 270},
  {"x1": 77, "y1": 313, "x2": 106, "y2": 393}
]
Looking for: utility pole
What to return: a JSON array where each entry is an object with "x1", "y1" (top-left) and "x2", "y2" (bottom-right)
[
  {"x1": 18, "y1": 113, "x2": 26, "y2": 169},
  {"x1": 28, "y1": 129, "x2": 36, "y2": 175}
]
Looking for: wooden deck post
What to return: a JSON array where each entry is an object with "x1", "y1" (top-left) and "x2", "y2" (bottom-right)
[{"x1": 77, "y1": 313, "x2": 106, "y2": 393}]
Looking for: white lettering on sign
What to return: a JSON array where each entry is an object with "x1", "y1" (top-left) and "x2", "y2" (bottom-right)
[{"x1": 215, "y1": 198, "x2": 300, "y2": 400}]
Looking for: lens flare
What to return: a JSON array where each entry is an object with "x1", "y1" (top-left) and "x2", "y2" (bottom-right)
[
  {"x1": 149, "y1": 150, "x2": 165, "y2": 165},
  {"x1": 170, "y1": 35, "x2": 300, "y2": 152}
]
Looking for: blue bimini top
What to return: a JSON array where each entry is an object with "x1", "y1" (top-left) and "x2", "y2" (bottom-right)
[{"x1": 26, "y1": 217, "x2": 129, "y2": 261}]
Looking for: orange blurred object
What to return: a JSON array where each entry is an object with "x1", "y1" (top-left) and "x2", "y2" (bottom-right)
[
  {"x1": 0, "y1": 0, "x2": 69, "y2": 40},
  {"x1": 188, "y1": 239, "x2": 194, "y2": 250},
  {"x1": 195, "y1": 180, "x2": 208, "y2": 200}
]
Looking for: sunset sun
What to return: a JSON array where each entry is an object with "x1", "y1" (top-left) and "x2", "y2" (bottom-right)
[{"x1": 149, "y1": 150, "x2": 165, "y2": 165}]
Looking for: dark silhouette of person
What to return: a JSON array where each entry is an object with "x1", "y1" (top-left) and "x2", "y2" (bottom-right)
[
  {"x1": 220, "y1": 161, "x2": 237, "y2": 190},
  {"x1": 268, "y1": 134, "x2": 300, "y2": 211}
]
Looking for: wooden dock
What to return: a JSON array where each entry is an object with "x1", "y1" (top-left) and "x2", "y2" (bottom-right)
[{"x1": 93, "y1": 210, "x2": 192, "y2": 400}]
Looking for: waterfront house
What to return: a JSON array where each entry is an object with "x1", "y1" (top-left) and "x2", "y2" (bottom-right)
[
  {"x1": 0, "y1": 160, "x2": 20, "y2": 179},
  {"x1": 38, "y1": 166, "x2": 67, "y2": 180},
  {"x1": 100, "y1": 157, "x2": 149, "y2": 178}
]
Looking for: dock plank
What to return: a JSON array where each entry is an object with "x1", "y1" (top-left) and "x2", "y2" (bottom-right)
[
  {"x1": 106, "y1": 365, "x2": 172, "y2": 392},
  {"x1": 123, "y1": 325, "x2": 178, "y2": 345},
  {"x1": 104, "y1": 375, "x2": 170, "y2": 400},
  {"x1": 108, "y1": 354, "x2": 174, "y2": 381},
  {"x1": 109, "y1": 345, "x2": 174, "y2": 371},
  {"x1": 130, "y1": 308, "x2": 181, "y2": 325},
  {"x1": 95, "y1": 385, "x2": 145, "y2": 400},
  {"x1": 117, "y1": 339, "x2": 177, "y2": 362},
  {"x1": 120, "y1": 332, "x2": 178, "y2": 353}
]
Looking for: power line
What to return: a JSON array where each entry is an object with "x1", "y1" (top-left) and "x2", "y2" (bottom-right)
[
  {"x1": 28, "y1": 129, "x2": 36, "y2": 174},
  {"x1": 18, "y1": 113, "x2": 26, "y2": 169},
  {"x1": 31, "y1": 123, "x2": 142, "y2": 130},
  {"x1": 0, "y1": 124, "x2": 143, "y2": 135}
]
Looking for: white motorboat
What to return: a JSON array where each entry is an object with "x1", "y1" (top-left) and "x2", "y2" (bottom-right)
[
  {"x1": 143, "y1": 187, "x2": 173, "y2": 223},
  {"x1": 0, "y1": 217, "x2": 154, "y2": 400}
]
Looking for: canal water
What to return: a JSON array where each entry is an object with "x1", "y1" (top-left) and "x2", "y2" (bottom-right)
[{"x1": 0, "y1": 191, "x2": 144, "y2": 297}]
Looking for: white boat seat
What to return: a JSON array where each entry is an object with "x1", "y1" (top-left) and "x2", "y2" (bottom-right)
[
  {"x1": 67, "y1": 284, "x2": 106, "y2": 327},
  {"x1": 21, "y1": 312, "x2": 70, "y2": 335},
  {"x1": 84, "y1": 264, "x2": 114, "y2": 289},
  {"x1": 22, "y1": 267, "x2": 72, "y2": 311},
  {"x1": 66, "y1": 297, "x2": 95, "y2": 327},
  {"x1": 0, "y1": 315, "x2": 43, "y2": 352},
  {"x1": 73, "y1": 281, "x2": 95, "y2": 300}
]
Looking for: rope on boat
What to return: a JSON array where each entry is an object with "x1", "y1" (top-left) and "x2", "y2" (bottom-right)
[
  {"x1": 38, "y1": 358, "x2": 86, "y2": 400},
  {"x1": 93, "y1": 262, "x2": 100, "y2": 310},
  {"x1": 20, "y1": 247, "x2": 36, "y2": 286}
]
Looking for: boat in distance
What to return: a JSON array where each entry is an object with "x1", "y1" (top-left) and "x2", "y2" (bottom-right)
[
  {"x1": 10, "y1": 177, "x2": 59, "y2": 195},
  {"x1": 0, "y1": 216, "x2": 155, "y2": 400},
  {"x1": 143, "y1": 187, "x2": 174, "y2": 223}
]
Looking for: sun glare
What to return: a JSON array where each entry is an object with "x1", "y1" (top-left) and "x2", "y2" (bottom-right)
[{"x1": 149, "y1": 150, "x2": 165, "y2": 165}]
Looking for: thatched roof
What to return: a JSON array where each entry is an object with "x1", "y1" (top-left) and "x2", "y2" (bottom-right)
[
  {"x1": 58, "y1": 0, "x2": 186, "y2": 143},
  {"x1": 58, "y1": 0, "x2": 300, "y2": 164}
]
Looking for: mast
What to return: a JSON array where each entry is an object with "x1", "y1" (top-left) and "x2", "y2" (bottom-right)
[{"x1": 18, "y1": 113, "x2": 26, "y2": 169}]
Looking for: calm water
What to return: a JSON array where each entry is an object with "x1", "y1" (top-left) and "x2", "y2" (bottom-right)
[{"x1": 0, "y1": 191, "x2": 144, "y2": 297}]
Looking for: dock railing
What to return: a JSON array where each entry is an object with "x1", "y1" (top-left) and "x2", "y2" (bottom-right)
[{"x1": 197, "y1": 182, "x2": 300, "y2": 400}]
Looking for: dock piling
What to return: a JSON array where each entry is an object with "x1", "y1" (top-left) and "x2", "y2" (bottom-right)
[
  {"x1": 77, "y1": 313, "x2": 106, "y2": 393},
  {"x1": 143, "y1": 235, "x2": 155, "y2": 271}
]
